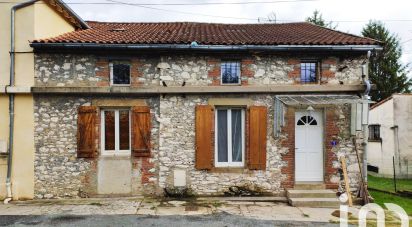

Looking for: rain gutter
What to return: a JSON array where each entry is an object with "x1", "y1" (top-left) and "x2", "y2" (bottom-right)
[{"x1": 30, "y1": 43, "x2": 383, "y2": 52}]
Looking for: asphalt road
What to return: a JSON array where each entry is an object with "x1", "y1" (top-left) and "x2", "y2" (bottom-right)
[{"x1": 0, "y1": 213, "x2": 342, "y2": 227}]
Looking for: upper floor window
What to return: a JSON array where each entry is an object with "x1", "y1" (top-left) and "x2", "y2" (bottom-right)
[
  {"x1": 300, "y1": 62, "x2": 318, "y2": 83},
  {"x1": 110, "y1": 61, "x2": 130, "y2": 85},
  {"x1": 221, "y1": 61, "x2": 241, "y2": 85},
  {"x1": 368, "y1": 124, "x2": 381, "y2": 141}
]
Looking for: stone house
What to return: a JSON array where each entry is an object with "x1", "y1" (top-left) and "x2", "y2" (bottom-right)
[
  {"x1": 28, "y1": 19, "x2": 382, "y2": 201},
  {"x1": 368, "y1": 94, "x2": 412, "y2": 178}
]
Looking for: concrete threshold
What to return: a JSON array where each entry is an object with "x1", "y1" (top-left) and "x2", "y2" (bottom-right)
[{"x1": 196, "y1": 196, "x2": 288, "y2": 202}]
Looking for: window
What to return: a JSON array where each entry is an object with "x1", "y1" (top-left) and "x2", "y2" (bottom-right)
[
  {"x1": 300, "y1": 62, "x2": 317, "y2": 83},
  {"x1": 297, "y1": 115, "x2": 318, "y2": 126},
  {"x1": 101, "y1": 109, "x2": 131, "y2": 155},
  {"x1": 110, "y1": 61, "x2": 130, "y2": 85},
  {"x1": 215, "y1": 108, "x2": 245, "y2": 167},
  {"x1": 221, "y1": 61, "x2": 241, "y2": 84},
  {"x1": 368, "y1": 124, "x2": 381, "y2": 141}
]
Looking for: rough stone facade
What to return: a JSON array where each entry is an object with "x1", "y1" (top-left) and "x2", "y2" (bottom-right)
[
  {"x1": 35, "y1": 54, "x2": 97, "y2": 87},
  {"x1": 158, "y1": 94, "x2": 286, "y2": 195},
  {"x1": 35, "y1": 54, "x2": 366, "y2": 87},
  {"x1": 33, "y1": 52, "x2": 366, "y2": 198},
  {"x1": 34, "y1": 95, "x2": 160, "y2": 199}
]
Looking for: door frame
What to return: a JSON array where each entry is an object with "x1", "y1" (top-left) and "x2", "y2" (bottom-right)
[{"x1": 294, "y1": 109, "x2": 325, "y2": 183}]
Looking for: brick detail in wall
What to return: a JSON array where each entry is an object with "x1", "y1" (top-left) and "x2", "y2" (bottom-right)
[
  {"x1": 131, "y1": 58, "x2": 144, "y2": 87},
  {"x1": 95, "y1": 59, "x2": 110, "y2": 86},
  {"x1": 320, "y1": 57, "x2": 337, "y2": 84},
  {"x1": 240, "y1": 58, "x2": 254, "y2": 85},
  {"x1": 287, "y1": 59, "x2": 300, "y2": 83},
  {"x1": 140, "y1": 157, "x2": 155, "y2": 184},
  {"x1": 324, "y1": 107, "x2": 339, "y2": 189},
  {"x1": 207, "y1": 58, "x2": 221, "y2": 86},
  {"x1": 280, "y1": 107, "x2": 295, "y2": 189},
  {"x1": 280, "y1": 107, "x2": 340, "y2": 189},
  {"x1": 208, "y1": 58, "x2": 255, "y2": 86},
  {"x1": 95, "y1": 58, "x2": 144, "y2": 87}
]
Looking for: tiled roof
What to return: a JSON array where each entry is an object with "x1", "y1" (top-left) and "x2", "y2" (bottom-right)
[{"x1": 32, "y1": 21, "x2": 380, "y2": 46}]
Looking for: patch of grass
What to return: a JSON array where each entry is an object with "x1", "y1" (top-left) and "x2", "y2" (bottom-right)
[
  {"x1": 368, "y1": 174, "x2": 412, "y2": 193},
  {"x1": 369, "y1": 190, "x2": 412, "y2": 216}
]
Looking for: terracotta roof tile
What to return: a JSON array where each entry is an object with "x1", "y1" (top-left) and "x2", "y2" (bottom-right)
[{"x1": 33, "y1": 21, "x2": 380, "y2": 46}]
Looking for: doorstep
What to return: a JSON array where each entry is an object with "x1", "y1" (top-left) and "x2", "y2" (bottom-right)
[{"x1": 196, "y1": 196, "x2": 288, "y2": 203}]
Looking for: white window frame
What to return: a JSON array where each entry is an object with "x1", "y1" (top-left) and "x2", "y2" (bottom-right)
[
  {"x1": 100, "y1": 109, "x2": 131, "y2": 156},
  {"x1": 214, "y1": 108, "x2": 245, "y2": 167},
  {"x1": 109, "y1": 61, "x2": 131, "y2": 86},
  {"x1": 220, "y1": 61, "x2": 241, "y2": 85}
]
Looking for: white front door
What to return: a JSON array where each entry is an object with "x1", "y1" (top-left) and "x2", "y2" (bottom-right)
[{"x1": 295, "y1": 110, "x2": 323, "y2": 182}]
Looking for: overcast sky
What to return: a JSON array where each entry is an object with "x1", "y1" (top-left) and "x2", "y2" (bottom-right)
[{"x1": 64, "y1": 0, "x2": 412, "y2": 77}]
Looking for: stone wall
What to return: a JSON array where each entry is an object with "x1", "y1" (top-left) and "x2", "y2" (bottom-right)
[
  {"x1": 34, "y1": 93, "x2": 363, "y2": 198},
  {"x1": 157, "y1": 95, "x2": 363, "y2": 195},
  {"x1": 326, "y1": 105, "x2": 364, "y2": 192},
  {"x1": 158, "y1": 94, "x2": 286, "y2": 195},
  {"x1": 35, "y1": 54, "x2": 98, "y2": 87},
  {"x1": 34, "y1": 53, "x2": 366, "y2": 87},
  {"x1": 34, "y1": 95, "x2": 160, "y2": 199},
  {"x1": 32, "y1": 52, "x2": 366, "y2": 198}
]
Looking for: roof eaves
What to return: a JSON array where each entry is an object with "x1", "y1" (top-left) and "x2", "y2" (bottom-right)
[
  {"x1": 370, "y1": 95, "x2": 393, "y2": 110},
  {"x1": 30, "y1": 42, "x2": 383, "y2": 52},
  {"x1": 43, "y1": 0, "x2": 89, "y2": 29}
]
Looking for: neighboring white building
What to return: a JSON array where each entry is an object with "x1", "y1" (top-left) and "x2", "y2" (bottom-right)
[{"x1": 368, "y1": 94, "x2": 412, "y2": 178}]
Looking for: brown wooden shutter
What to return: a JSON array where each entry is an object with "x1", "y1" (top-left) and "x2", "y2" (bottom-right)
[
  {"x1": 195, "y1": 105, "x2": 214, "y2": 170},
  {"x1": 77, "y1": 106, "x2": 98, "y2": 158},
  {"x1": 248, "y1": 106, "x2": 267, "y2": 170},
  {"x1": 131, "y1": 106, "x2": 151, "y2": 157}
]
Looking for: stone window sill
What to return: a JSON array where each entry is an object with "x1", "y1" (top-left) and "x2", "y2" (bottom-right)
[
  {"x1": 209, "y1": 167, "x2": 248, "y2": 173},
  {"x1": 368, "y1": 139, "x2": 382, "y2": 143}
]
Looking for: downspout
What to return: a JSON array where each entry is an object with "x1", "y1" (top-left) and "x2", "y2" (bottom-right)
[
  {"x1": 391, "y1": 125, "x2": 400, "y2": 175},
  {"x1": 4, "y1": 0, "x2": 38, "y2": 204},
  {"x1": 361, "y1": 53, "x2": 371, "y2": 184}
]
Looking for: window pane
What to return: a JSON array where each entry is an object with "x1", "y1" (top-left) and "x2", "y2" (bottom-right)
[
  {"x1": 119, "y1": 110, "x2": 130, "y2": 150},
  {"x1": 104, "y1": 111, "x2": 115, "y2": 150},
  {"x1": 113, "y1": 63, "x2": 130, "y2": 84},
  {"x1": 231, "y1": 109, "x2": 242, "y2": 162},
  {"x1": 221, "y1": 62, "x2": 240, "y2": 84},
  {"x1": 300, "y1": 62, "x2": 317, "y2": 83},
  {"x1": 217, "y1": 109, "x2": 228, "y2": 162}
]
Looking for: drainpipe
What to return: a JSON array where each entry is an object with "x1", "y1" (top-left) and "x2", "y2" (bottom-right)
[
  {"x1": 4, "y1": 0, "x2": 38, "y2": 204},
  {"x1": 361, "y1": 59, "x2": 371, "y2": 184},
  {"x1": 391, "y1": 125, "x2": 400, "y2": 175}
]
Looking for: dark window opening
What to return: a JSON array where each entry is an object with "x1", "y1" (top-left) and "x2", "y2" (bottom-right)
[
  {"x1": 368, "y1": 124, "x2": 381, "y2": 141},
  {"x1": 112, "y1": 61, "x2": 131, "y2": 85}
]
